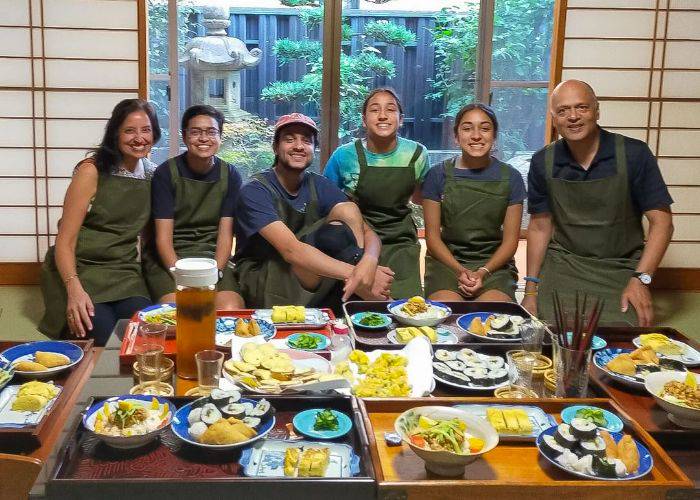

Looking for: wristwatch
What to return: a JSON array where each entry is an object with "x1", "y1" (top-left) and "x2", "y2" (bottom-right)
[
  {"x1": 633, "y1": 272, "x2": 652, "y2": 285},
  {"x1": 217, "y1": 269, "x2": 224, "y2": 282}
]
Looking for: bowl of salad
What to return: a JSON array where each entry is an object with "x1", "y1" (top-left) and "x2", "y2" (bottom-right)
[{"x1": 394, "y1": 405, "x2": 499, "y2": 476}]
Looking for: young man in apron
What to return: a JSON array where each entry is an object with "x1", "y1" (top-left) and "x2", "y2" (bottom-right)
[
  {"x1": 144, "y1": 105, "x2": 244, "y2": 309},
  {"x1": 324, "y1": 88, "x2": 430, "y2": 299},
  {"x1": 523, "y1": 80, "x2": 674, "y2": 326},
  {"x1": 234, "y1": 113, "x2": 394, "y2": 308}
]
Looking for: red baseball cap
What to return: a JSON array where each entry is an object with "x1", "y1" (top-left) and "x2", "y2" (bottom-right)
[{"x1": 273, "y1": 113, "x2": 319, "y2": 137}]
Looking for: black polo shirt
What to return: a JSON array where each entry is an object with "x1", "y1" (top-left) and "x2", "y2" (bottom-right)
[{"x1": 527, "y1": 127, "x2": 673, "y2": 215}]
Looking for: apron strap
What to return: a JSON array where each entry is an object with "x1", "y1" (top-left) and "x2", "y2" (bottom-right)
[
  {"x1": 614, "y1": 133, "x2": 627, "y2": 184},
  {"x1": 444, "y1": 157, "x2": 457, "y2": 181},
  {"x1": 354, "y1": 139, "x2": 369, "y2": 171},
  {"x1": 544, "y1": 141, "x2": 556, "y2": 180},
  {"x1": 407, "y1": 143, "x2": 423, "y2": 168},
  {"x1": 168, "y1": 158, "x2": 181, "y2": 201},
  {"x1": 251, "y1": 172, "x2": 286, "y2": 216}
]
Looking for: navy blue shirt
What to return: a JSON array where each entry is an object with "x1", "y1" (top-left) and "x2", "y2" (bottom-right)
[
  {"x1": 422, "y1": 156, "x2": 526, "y2": 205},
  {"x1": 234, "y1": 169, "x2": 348, "y2": 253},
  {"x1": 528, "y1": 128, "x2": 673, "y2": 215},
  {"x1": 151, "y1": 153, "x2": 243, "y2": 219}
]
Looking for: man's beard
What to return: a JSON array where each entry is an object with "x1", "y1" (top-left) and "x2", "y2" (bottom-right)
[{"x1": 275, "y1": 155, "x2": 313, "y2": 171}]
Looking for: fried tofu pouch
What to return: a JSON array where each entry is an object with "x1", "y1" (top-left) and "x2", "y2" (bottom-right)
[
  {"x1": 34, "y1": 351, "x2": 70, "y2": 368},
  {"x1": 198, "y1": 418, "x2": 257, "y2": 445},
  {"x1": 13, "y1": 361, "x2": 48, "y2": 372},
  {"x1": 617, "y1": 434, "x2": 640, "y2": 473}
]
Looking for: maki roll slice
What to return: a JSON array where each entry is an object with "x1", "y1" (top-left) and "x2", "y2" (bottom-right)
[
  {"x1": 554, "y1": 423, "x2": 578, "y2": 449},
  {"x1": 187, "y1": 407, "x2": 203, "y2": 425},
  {"x1": 433, "y1": 362, "x2": 455, "y2": 380},
  {"x1": 542, "y1": 434, "x2": 567, "y2": 457},
  {"x1": 243, "y1": 416, "x2": 261, "y2": 428},
  {"x1": 450, "y1": 372, "x2": 472, "y2": 386},
  {"x1": 201, "y1": 403, "x2": 222, "y2": 425},
  {"x1": 221, "y1": 402, "x2": 247, "y2": 419},
  {"x1": 490, "y1": 368, "x2": 509, "y2": 385},
  {"x1": 210, "y1": 389, "x2": 241, "y2": 409},
  {"x1": 445, "y1": 360, "x2": 466, "y2": 372},
  {"x1": 579, "y1": 436, "x2": 607, "y2": 458},
  {"x1": 188, "y1": 421, "x2": 207, "y2": 441},
  {"x1": 485, "y1": 356, "x2": 505, "y2": 370},
  {"x1": 490, "y1": 315, "x2": 512, "y2": 331},
  {"x1": 435, "y1": 349, "x2": 456, "y2": 362},
  {"x1": 249, "y1": 399, "x2": 273, "y2": 419},
  {"x1": 456, "y1": 348, "x2": 479, "y2": 364},
  {"x1": 570, "y1": 417, "x2": 597, "y2": 440},
  {"x1": 464, "y1": 367, "x2": 488, "y2": 386},
  {"x1": 592, "y1": 456, "x2": 628, "y2": 478}
]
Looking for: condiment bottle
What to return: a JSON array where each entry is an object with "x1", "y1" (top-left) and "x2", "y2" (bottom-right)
[{"x1": 330, "y1": 320, "x2": 352, "y2": 365}]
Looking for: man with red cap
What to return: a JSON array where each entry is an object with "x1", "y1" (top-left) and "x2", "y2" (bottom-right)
[{"x1": 233, "y1": 113, "x2": 394, "y2": 308}]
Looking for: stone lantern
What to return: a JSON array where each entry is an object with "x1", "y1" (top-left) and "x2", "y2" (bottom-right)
[{"x1": 179, "y1": 3, "x2": 262, "y2": 120}]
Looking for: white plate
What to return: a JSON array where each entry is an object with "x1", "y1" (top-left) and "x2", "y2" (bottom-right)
[
  {"x1": 252, "y1": 308, "x2": 329, "y2": 329},
  {"x1": 0, "y1": 384, "x2": 62, "y2": 427},
  {"x1": 453, "y1": 404, "x2": 557, "y2": 441},
  {"x1": 386, "y1": 328, "x2": 457, "y2": 345},
  {"x1": 632, "y1": 336, "x2": 700, "y2": 367}
]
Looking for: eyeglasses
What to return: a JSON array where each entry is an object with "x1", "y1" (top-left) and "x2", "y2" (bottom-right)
[{"x1": 186, "y1": 127, "x2": 220, "y2": 138}]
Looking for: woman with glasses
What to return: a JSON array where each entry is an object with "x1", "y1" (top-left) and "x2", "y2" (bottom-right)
[
  {"x1": 39, "y1": 99, "x2": 159, "y2": 346},
  {"x1": 324, "y1": 88, "x2": 430, "y2": 299},
  {"x1": 422, "y1": 103, "x2": 525, "y2": 302},
  {"x1": 143, "y1": 104, "x2": 245, "y2": 308}
]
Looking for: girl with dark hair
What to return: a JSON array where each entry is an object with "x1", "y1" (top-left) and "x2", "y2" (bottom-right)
[
  {"x1": 422, "y1": 103, "x2": 525, "y2": 302},
  {"x1": 324, "y1": 88, "x2": 430, "y2": 299},
  {"x1": 39, "y1": 99, "x2": 160, "y2": 345}
]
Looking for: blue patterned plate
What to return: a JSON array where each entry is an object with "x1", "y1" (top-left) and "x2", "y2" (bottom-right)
[
  {"x1": 593, "y1": 347, "x2": 687, "y2": 389},
  {"x1": 350, "y1": 312, "x2": 392, "y2": 330},
  {"x1": 0, "y1": 341, "x2": 84, "y2": 379},
  {"x1": 215, "y1": 317, "x2": 276, "y2": 348},
  {"x1": 172, "y1": 398, "x2": 275, "y2": 450},
  {"x1": 536, "y1": 425, "x2": 653, "y2": 480}
]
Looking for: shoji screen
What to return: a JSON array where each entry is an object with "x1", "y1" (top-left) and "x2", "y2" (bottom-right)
[
  {"x1": 561, "y1": 0, "x2": 700, "y2": 282},
  {"x1": 0, "y1": 0, "x2": 142, "y2": 278}
]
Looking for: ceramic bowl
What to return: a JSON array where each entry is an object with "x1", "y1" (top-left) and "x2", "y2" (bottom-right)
[
  {"x1": 394, "y1": 405, "x2": 498, "y2": 476},
  {"x1": 387, "y1": 300, "x2": 451, "y2": 327},
  {"x1": 644, "y1": 371, "x2": 700, "y2": 429}
]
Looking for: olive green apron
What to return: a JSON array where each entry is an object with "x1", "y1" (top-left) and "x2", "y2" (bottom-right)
[
  {"x1": 537, "y1": 134, "x2": 644, "y2": 325},
  {"x1": 353, "y1": 139, "x2": 423, "y2": 299},
  {"x1": 424, "y1": 158, "x2": 518, "y2": 299},
  {"x1": 39, "y1": 173, "x2": 151, "y2": 338},
  {"x1": 234, "y1": 171, "x2": 337, "y2": 308},
  {"x1": 143, "y1": 158, "x2": 237, "y2": 300}
]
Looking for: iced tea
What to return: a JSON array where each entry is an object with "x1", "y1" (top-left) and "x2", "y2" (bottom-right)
[{"x1": 176, "y1": 286, "x2": 216, "y2": 379}]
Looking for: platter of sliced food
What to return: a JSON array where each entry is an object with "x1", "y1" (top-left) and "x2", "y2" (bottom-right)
[
  {"x1": 432, "y1": 348, "x2": 510, "y2": 391},
  {"x1": 223, "y1": 343, "x2": 339, "y2": 394},
  {"x1": 537, "y1": 422, "x2": 653, "y2": 480},
  {"x1": 632, "y1": 333, "x2": 700, "y2": 367},
  {"x1": 253, "y1": 306, "x2": 330, "y2": 328},
  {"x1": 386, "y1": 326, "x2": 457, "y2": 345},
  {"x1": 453, "y1": 404, "x2": 556, "y2": 441},
  {"x1": 457, "y1": 312, "x2": 525, "y2": 342},
  {"x1": 240, "y1": 439, "x2": 360, "y2": 478},
  {"x1": 0, "y1": 380, "x2": 62, "y2": 428},
  {"x1": 594, "y1": 346, "x2": 687, "y2": 388}
]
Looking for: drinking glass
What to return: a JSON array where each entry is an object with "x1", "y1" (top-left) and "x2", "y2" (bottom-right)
[
  {"x1": 506, "y1": 350, "x2": 536, "y2": 398},
  {"x1": 552, "y1": 337, "x2": 592, "y2": 398},
  {"x1": 520, "y1": 319, "x2": 545, "y2": 354},
  {"x1": 195, "y1": 350, "x2": 224, "y2": 393},
  {"x1": 138, "y1": 323, "x2": 167, "y2": 349},
  {"x1": 135, "y1": 343, "x2": 164, "y2": 386}
]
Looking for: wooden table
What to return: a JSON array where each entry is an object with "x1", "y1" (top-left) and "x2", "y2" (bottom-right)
[{"x1": 0, "y1": 341, "x2": 97, "y2": 500}]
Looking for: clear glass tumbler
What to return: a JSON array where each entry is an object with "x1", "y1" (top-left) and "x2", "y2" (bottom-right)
[
  {"x1": 195, "y1": 349, "x2": 224, "y2": 393},
  {"x1": 506, "y1": 350, "x2": 536, "y2": 398},
  {"x1": 552, "y1": 338, "x2": 592, "y2": 398}
]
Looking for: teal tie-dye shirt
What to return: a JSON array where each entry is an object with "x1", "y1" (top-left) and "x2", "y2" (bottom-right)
[{"x1": 323, "y1": 137, "x2": 431, "y2": 197}]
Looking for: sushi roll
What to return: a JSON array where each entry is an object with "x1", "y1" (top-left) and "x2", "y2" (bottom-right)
[
  {"x1": 573, "y1": 454, "x2": 594, "y2": 475},
  {"x1": 553, "y1": 423, "x2": 578, "y2": 449},
  {"x1": 188, "y1": 421, "x2": 207, "y2": 441},
  {"x1": 249, "y1": 399, "x2": 273, "y2": 419},
  {"x1": 435, "y1": 349, "x2": 456, "y2": 362},
  {"x1": 221, "y1": 402, "x2": 247, "y2": 418},
  {"x1": 579, "y1": 436, "x2": 607, "y2": 458},
  {"x1": 465, "y1": 357, "x2": 487, "y2": 369},
  {"x1": 445, "y1": 360, "x2": 466, "y2": 372},
  {"x1": 490, "y1": 315, "x2": 512, "y2": 331},
  {"x1": 450, "y1": 372, "x2": 472, "y2": 385},
  {"x1": 542, "y1": 434, "x2": 567, "y2": 457},
  {"x1": 464, "y1": 366, "x2": 488, "y2": 379},
  {"x1": 241, "y1": 402, "x2": 255, "y2": 415},
  {"x1": 433, "y1": 362, "x2": 455, "y2": 379},
  {"x1": 570, "y1": 417, "x2": 598, "y2": 440},
  {"x1": 456, "y1": 348, "x2": 479, "y2": 364},
  {"x1": 201, "y1": 403, "x2": 222, "y2": 425},
  {"x1": 210, "y1": 389, "x2": 241, "y2": 409},
  {"x1": 555, "y1": 449, "x2": 579, "y2": 470},
  {"x1": 485, "y1": 356, "x2": 505, "y2": 370},
  {"x1": 243, "y1": 416, "x2": 261, "y2": 428},
  {"x1": 490, "y1": 368, "x2": 509, "y2": 384},
  {"x1": 187, "y1": 407, "x2": 203, "y2": 425}
]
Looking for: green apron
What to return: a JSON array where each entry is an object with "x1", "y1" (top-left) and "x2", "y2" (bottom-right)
[
  {"x1": 353, "y1": 139, "x2": 423, "y2": 299},
  {"x1": 424, "y1": 158, "x2": 518, "y2": 300},
  {"x1": 537, "y1": 134, "x2": 644, "y2": 325},
  {"x1": 234, "y1": 171, "x2": 337, "y2": 308},
  {"x1": 143, "y1": 158, "x2": 237, "y2": 300},
  {"x1": 39, "y1": 173, "x2": 151, "y2": 338}
]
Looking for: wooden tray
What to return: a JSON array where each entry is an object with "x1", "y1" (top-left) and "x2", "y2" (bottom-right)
[
  {"x1": 120, "y1": 308, "x2": 336, "y2": 367},
  {"x1": 343, "y1": 301, "x2": 533, "y2": 350},
  {"x1": 48, "y1": 394, "x2": 375, "y2": 499},
  {"x1": 0, "y1": 339, "x2": 94, "y2": 451},
  {"x1": 359, "y1": 397, "x2": 692, "y2": 499},
  {"x1": 588, "y1": 326, "x2": 700, "y2": 448}
]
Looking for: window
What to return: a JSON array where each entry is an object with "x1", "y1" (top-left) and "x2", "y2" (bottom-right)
[{"x1": 148, "y1": 0, "x2": 555, "y2": 178}]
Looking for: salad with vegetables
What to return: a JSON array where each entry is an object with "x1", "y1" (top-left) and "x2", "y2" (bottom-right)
[
  {"x1": 575, "y1": 407, "x2": 608, "y2": 427},
  {"x1": 288, "y1": 334, "x2": 322, "y2": 350},
  {"x1": 358, "y1": 313, "x2": 388, "y2": 327},
  {"x1": 313, "y1": 409, "x2": 339, "y2": 431},
  {"x1": 405, "y1": 414, "x2": 484, "y2": 455}
]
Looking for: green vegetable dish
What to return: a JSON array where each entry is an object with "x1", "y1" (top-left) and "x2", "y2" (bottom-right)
[
  {"x1": 289, "y1": 334, "x2": 321, "y2": 350},
  {"x1": 313, "y1": 409, "x2": 339, "y2": 431},
  {"x1": 575, "y1": 407, "x2": 608, "y2": 427},
  {"x1": 359, "y1": 313, "x2": 387, "y2": 327}
]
